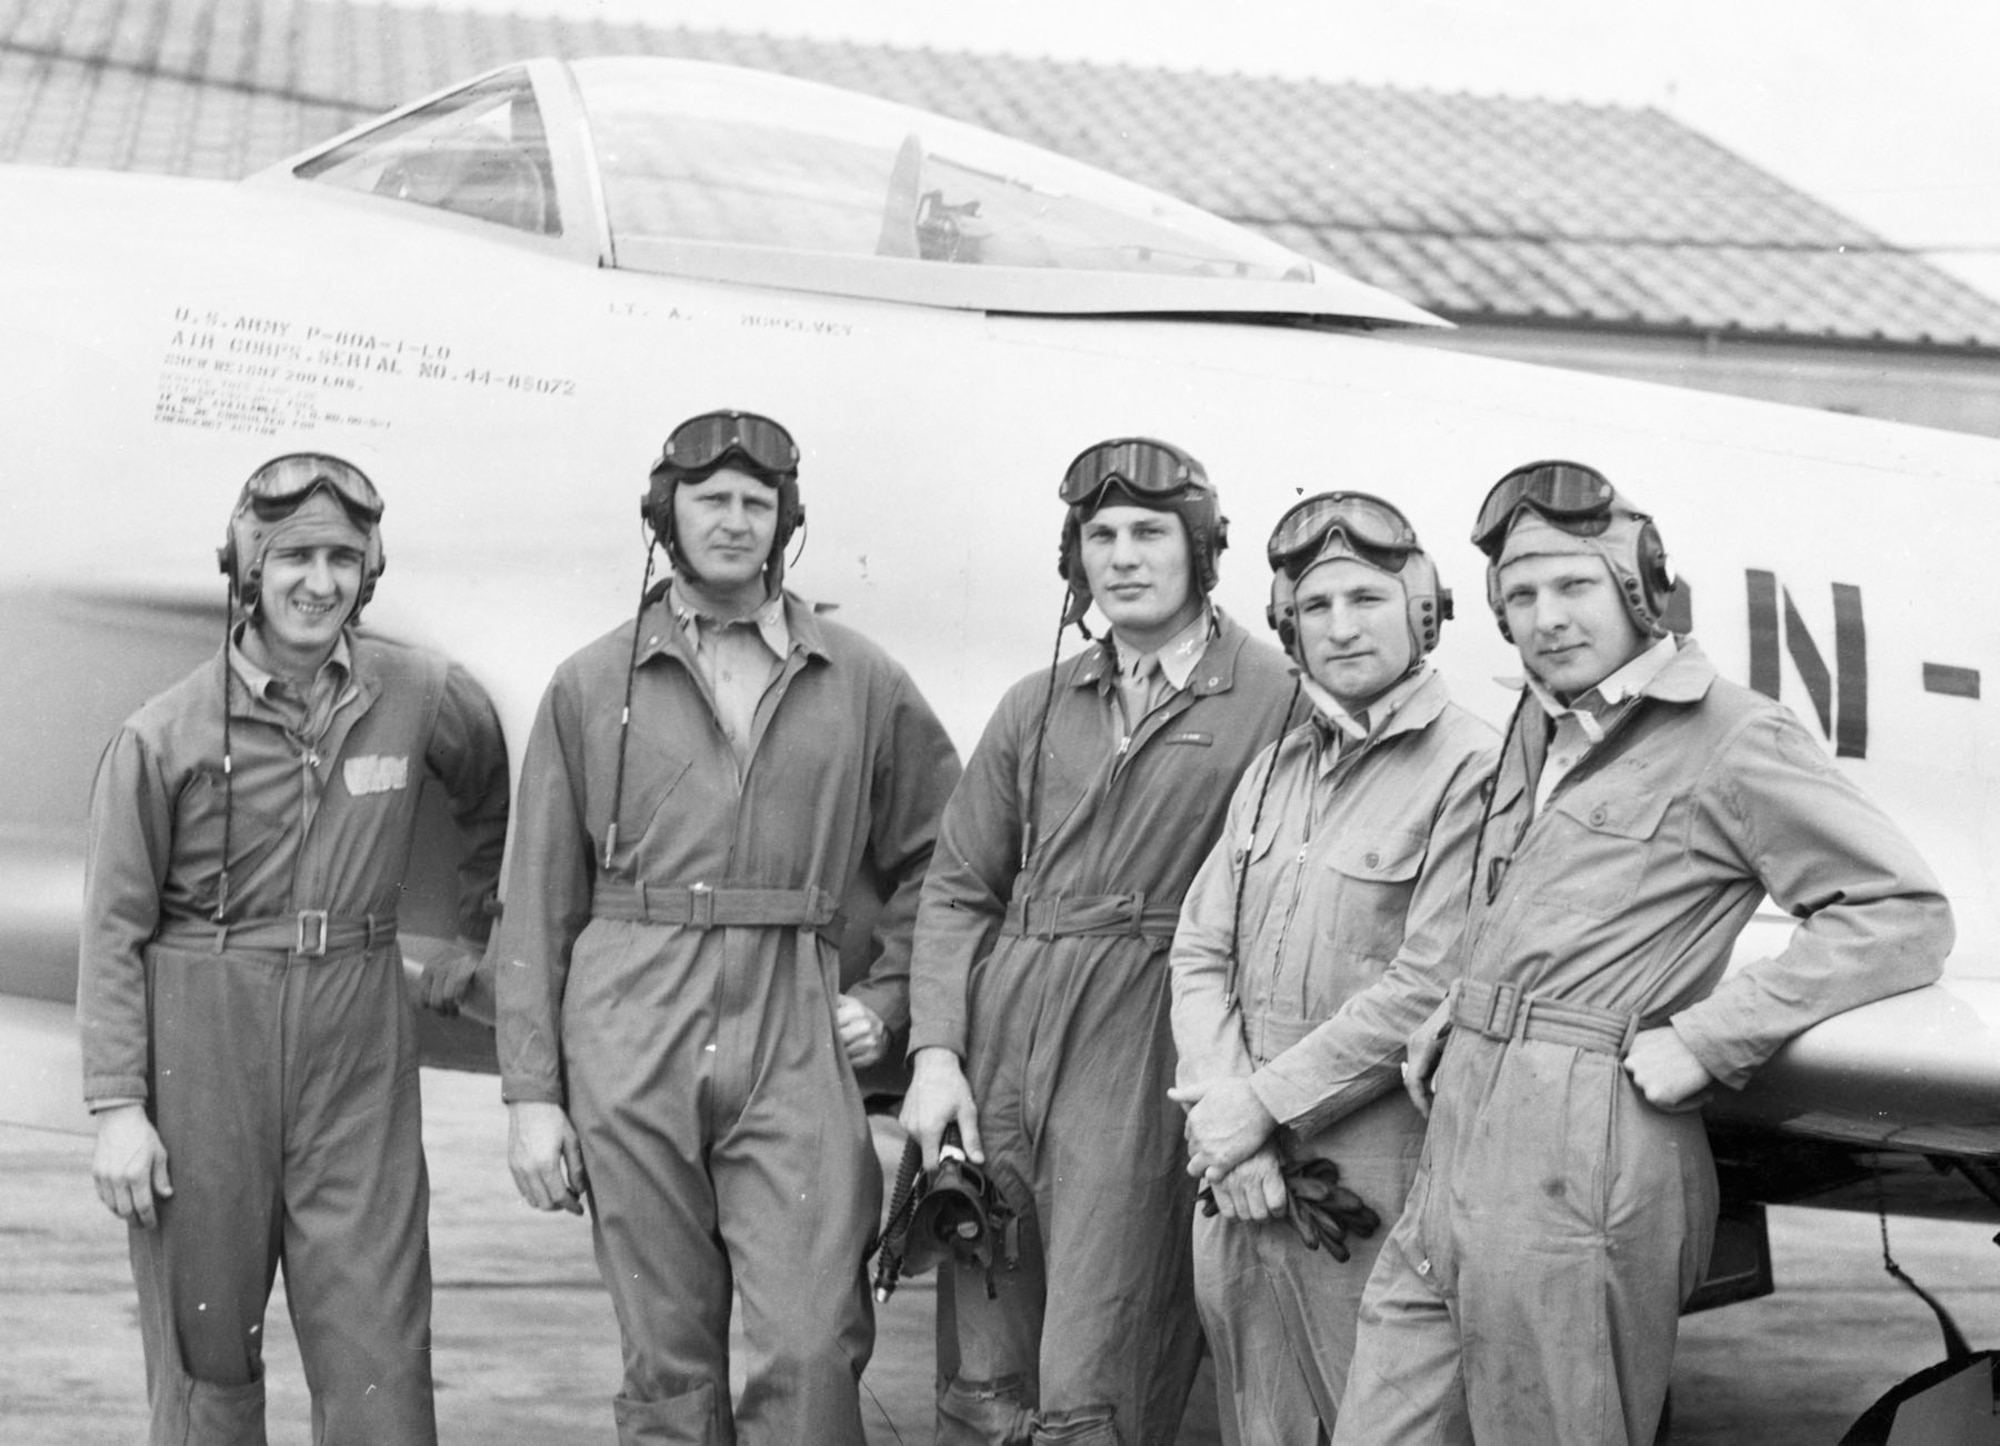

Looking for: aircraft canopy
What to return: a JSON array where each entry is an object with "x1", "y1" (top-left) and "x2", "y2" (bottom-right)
[{"x1": 283, "y1": 58, "x2": 1441, "y2": 326}]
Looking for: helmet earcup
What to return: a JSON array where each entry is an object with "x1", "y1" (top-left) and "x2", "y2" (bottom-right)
[
  {"x1": 1267, "y1": 568, "x2": 1299, "y2": 658},
  {"x1": 1635, "y1": 519, "x2": 1673, "y2": 629},
  {"x1": 1402, "y1": 552, "x2": 1452, "y2": 655}
]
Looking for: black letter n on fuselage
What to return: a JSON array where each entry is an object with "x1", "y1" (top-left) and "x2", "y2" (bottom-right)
[{"x1": 1746, "y1": 569, "x2": 1867, "y2": 759}]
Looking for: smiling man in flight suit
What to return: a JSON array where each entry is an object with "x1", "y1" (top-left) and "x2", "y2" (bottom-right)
[
  {"x1": 498, "y1": 410, "x2": 960, "y2": 1446},
  {"x1": 80, "y1": 454, "x2": 510, "y2": 1446},
  {"x1": 900, "y1": 438, "x2": 1299, "y2": 1446},
  {"x1": 1169, "y1": 491, "x2": 1495, "y2": 1445},
  {"x1": 1332, "y1": 460, "x2": 1954, "y2": 1446}
]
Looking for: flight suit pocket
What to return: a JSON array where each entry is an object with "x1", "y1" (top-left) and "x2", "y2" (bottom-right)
[
  {"x1": 174, "y1": 768, "x2": 287, "y2": 899},
  {"x1": 1320, "y1": 828, "x2": 1424, "y2": 964},
  {"x1": 1530, "y1": 785, "x2": 1675, "y2": 918},
  {"x1": 1029, "y1": 734, "x2": 1096, "y2": 843},
  {"x1": 604, "y1": 736, "x2": 694, "y2": 858}
]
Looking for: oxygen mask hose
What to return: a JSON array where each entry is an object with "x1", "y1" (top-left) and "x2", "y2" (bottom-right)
[{"x1": 872, "y1": 1135, "x2": 924, "y2": 1303}]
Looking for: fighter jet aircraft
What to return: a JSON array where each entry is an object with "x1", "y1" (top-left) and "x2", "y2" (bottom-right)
[{"x1": 2, "y1": 54, "x2": 1996, "y2": 1432}]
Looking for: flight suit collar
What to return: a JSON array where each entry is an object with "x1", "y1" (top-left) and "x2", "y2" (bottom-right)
[
  {"x1": 1303, "y1": 666, "x2": 1450, "y2": 773},
  {"x1": 1488, "y1": 636, "x2": 1716, "y2": 822},
  {"x1": 663, "y1": 577, "x2": 792, "y2": 662},
  {"x1": 1069, "y1": 606, "x2": 1253, "y2": 699},
  {"x1": 1303, "y1": 664, "x2": 1442, "y2": 742},
  {"x1": 1498, "y1": 635, "x2": 1713, "y2": 718},
  {"x1": 634, "y1": 584, "x2": 835, "y2": 670},
  {"x1": 1110, "y1": 606, "x2": 1213, "y2": 695},
  {"x1": 1523, "y1": 634, "x2": 1679, "y2": 738},
  {"x1": 228, "y1": 627, "x2": 356, "y2": 705}
]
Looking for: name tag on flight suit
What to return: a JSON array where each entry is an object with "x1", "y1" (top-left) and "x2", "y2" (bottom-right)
[{"x1": 344, "y1": 755, "x2": 410, "y2": 796}]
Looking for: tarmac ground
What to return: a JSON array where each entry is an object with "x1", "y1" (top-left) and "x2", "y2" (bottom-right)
[{"x1": 6, "y1": 1066, "x2": 1999, "y2": 1444}]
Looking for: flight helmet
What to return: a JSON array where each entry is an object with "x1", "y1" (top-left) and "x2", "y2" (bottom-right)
[
  {"x1": 1055, "y1": 437, "x2": 1226, "y2": 630},
  {"x1": 1472, "y1": 459, "x2": 1673, "y2": 641},
  {"x1": 218, "y1": 453, "x2": 386, "y2": 625},
  {"x1": 642, "y1": 409, "x2": 803, "y2": 592},
  {"x1": 1264, "y1": 490, "x2": 1451, "y2": 665}
]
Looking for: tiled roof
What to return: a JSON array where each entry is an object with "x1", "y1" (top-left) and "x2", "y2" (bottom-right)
[{"x1": 6, "y1": 0, "x2": 1999, "y2": 349}]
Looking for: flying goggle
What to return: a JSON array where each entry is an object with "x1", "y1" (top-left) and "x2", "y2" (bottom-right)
[
  {"x1": 240, "y1": 453, "x2": 385, "y2": 524},
  {"x1": 654, "y1": 410, "x2": 799, "y2": 479},
  {"x1": 1058, "y1": 437, "x2": 1206, "y2": 507},
  {"x1": 1267, "y1": 490, "x2": 1419, "y2": 577},
  {"x1": 1470, "y1": 460, "x2": 1617, "y2": 558}
]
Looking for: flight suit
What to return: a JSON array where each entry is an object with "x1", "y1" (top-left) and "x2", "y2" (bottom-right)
[
  {"x1": 79, "y1": 633, "x2": 509, "y2": 1446},
  {"x1": 1333, "y1": 640, "x2": 1953, "y2": 1446},
  {"x1": 1170, "y1": 669, "x2": 1495, "y2": 1445},
  {"x1": 497, "y1": 591, "x2": 958, "y2": 1446},
  {"x1": 910, "y1": 610, "x2": 1297, "y2": 1446}
]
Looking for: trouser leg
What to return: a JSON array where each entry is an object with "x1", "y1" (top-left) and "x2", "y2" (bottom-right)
[
  {"x1": 1193, "y1": 1207, "x2": 1326, "y2": 1446},
  {"x1": 937, "y1": 965, "x2": 1043, "y2": 1446},
  {"x1": 936, "y1": 1188, "x2": 1043, "y2": 1446},
  {"x1": 282, "y1": 946, "x2": 438, "y2": 1446},
  {"x1": 1450, "y1": 1048, "x2": 1714, "y2": 1446},
  {"x1": 1030, "y1": 1006, "x2": 1202, "y2": 1446},
  {"x1": 134, "y1": 945, "x2": 284, "y2": 1446},
  {"x1": 716, "y1": 1013, "x2": 878, "y2": 1445},
  {"x1": 1330, "y1": 1225, "x2": 1471, "y2": 1446},
  {"x1": 571, "y1": 1037, "x2": 733, "y2": 1446},
  {"x1": 1031, "y1": 1135, "x2": 1201, "y2": 1446}
]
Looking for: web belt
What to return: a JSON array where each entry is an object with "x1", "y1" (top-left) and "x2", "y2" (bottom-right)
[
  {"x1": 1451, "y1": 978, "x2": 1641, "y2": 1057},
  {"x1": 1000, "y1": 892, "x2": 1182, "y2": 941},
  {"x1": 157, "y1": 911, "x2": 395, "y2": 958},
  {"x1": 591, "y1": 881, "x2": 845, "y2": 939}
]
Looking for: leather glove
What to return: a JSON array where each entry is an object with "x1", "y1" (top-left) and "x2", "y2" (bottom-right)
[{"x1": 1279, "y1": 1155, "x2": 1381, "y2": 1262}]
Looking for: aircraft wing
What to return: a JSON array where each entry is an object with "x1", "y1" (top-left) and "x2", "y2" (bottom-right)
[
  {"x1": 1719, "y1": 976, "x2": 2000, "y2": 1162},
  {"x1": 0, "y1": 996, "x2": 90, "y2": 1137}
]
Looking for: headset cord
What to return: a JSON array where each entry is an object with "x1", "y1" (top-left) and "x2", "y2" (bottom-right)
[
  {"x1": 214, "y1": 619, "x2": 235, "y2": 925},
  {"x1": 1465, "y1": 689, "x2": 1529, "y2": 913},
  {"x1": 1018, "y1": 605, "x2": 1070, "y2": 872},
  {"x1": 604, "y1": 542, "x2": 660, "y2": 872},
  {"x1": 1222, "y1": 676, "x2": 1301, "y2": 1008}
]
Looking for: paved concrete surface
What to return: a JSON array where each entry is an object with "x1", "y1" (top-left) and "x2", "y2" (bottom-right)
[{"x1": 5, "y1": 1067, "x2": 1997, "y2": 1444}]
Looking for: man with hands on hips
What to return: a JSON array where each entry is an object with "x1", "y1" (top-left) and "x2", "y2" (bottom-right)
[{"x1": 1335, "y1": 460, "x2": 1953, "y2": 1446}]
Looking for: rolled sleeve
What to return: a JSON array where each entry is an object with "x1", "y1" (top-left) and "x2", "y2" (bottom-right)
[
  {"x1": 1249, "y1": 743, "x2": 1491, "y2": 1132},
  {"x1": 1671, "y1": 712, "x2": 1953, "y2": 1088}
]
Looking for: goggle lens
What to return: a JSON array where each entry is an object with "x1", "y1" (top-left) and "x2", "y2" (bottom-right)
[
  {"x1": 660, "y1": 411, "x2": 799, "y2": 477},
  {"x1": 242, "y1": 454, "x2": 384, "y2": 523},
  {"x1": 1059, "y1": 438, "x2": 1201, "y2": 506},
  {"x1": 1471, "y1": 461, "x2": 1615, "y2": 556},
  {"x1": 1267, "y1": 491, "x2": 1417, "y2": 575}
]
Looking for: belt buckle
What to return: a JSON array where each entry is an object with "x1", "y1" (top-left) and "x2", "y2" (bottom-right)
[
  {"x1": 688, "y1": 882, "x2": 714, "y2": 928},
  {"x1": 1481, "y1": 982, "x2": 1518, "y2": 1038},
  {"x1": 296, "y1": 909, "x2": 329, "y2": 957}
]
